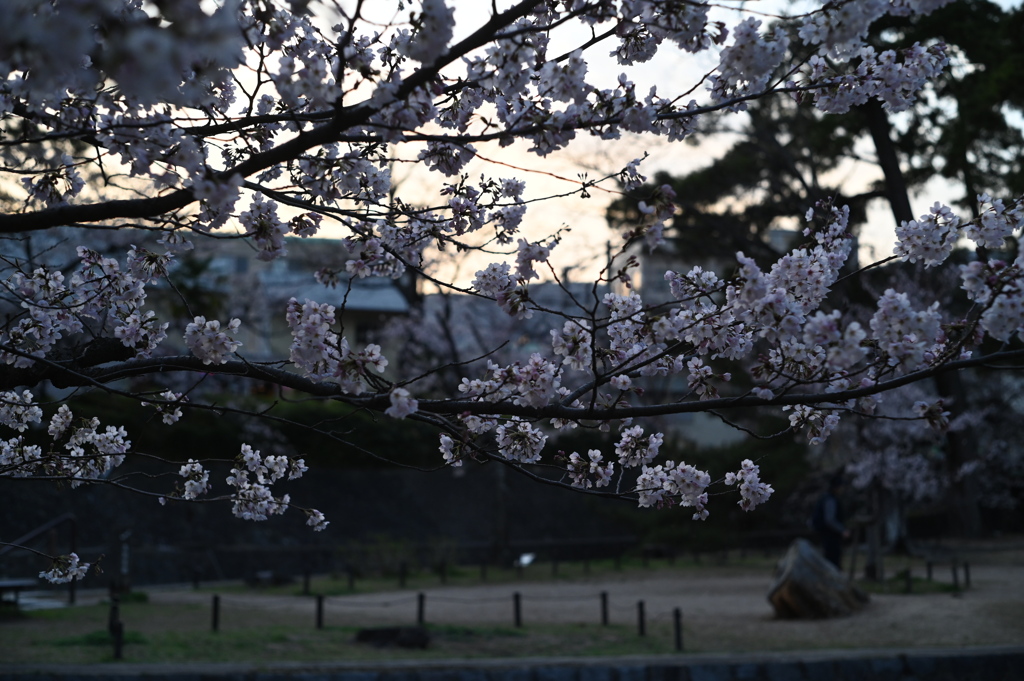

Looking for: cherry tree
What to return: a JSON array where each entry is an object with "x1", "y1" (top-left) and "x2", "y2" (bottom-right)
[{"x1": 2, "y1": 0, "x2": 1023, "y2": 583}]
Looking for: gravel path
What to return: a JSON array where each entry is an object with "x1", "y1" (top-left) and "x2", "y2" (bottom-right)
[{"x1": 145, "y1": 561, "x2": 1024, "y2": 651}]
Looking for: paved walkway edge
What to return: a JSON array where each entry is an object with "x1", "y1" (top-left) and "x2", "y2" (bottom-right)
[{"x1": 2, "y1": 647, "x2": 1023, "y2": 681}]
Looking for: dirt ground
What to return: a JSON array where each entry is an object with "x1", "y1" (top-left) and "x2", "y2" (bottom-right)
[{"x1": 144, "y1": 556, "x2": 1024, "y2": 653}]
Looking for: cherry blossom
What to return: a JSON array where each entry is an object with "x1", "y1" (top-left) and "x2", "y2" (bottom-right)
[
  {"x1": 1, "y1": 0, "x2": 1022, "y2": 582},
  {"x1": 39, "y1": 553, "x2": 90, "y2": 584},
  {"x1": 184, "y1": 317, "x2": 243, "y2": 365}
]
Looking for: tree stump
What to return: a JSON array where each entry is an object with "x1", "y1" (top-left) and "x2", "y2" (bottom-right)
[{"x1": 768, "y1": 538, "x2": 869, "y2": 619}]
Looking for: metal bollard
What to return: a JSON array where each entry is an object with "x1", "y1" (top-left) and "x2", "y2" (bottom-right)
[
  {"x1": 673, "y1": 608, "x2": 683, "y2": 652},
  {"x1": 211, "y1": 594, "x2": 220, "y2": 632},
  {"x1": 316, "y1": 594, "x2": 324, "y2": 629},
  {"x1": 107, "y1": 594, "x2": 120, "y2": 636},
  {"x1": 111, "y1": 620, "x2": 124, "y2": 660},
  {"x1": 513, "y1": 592, "x2": 522, "y2": 627},
  {"x1": 601, "y1": 591, "x2": 609, "y2": 626},
  {"x1": 417, "y1": 592, "x2": 426, "y2": 625}
]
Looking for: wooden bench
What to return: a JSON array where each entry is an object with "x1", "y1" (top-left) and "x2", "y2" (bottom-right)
[{"x1": 0, "y1": 578, "x2": 39, "y2": 607}]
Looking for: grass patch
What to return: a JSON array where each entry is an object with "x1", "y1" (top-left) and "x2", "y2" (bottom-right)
[
  {"x1": 117, "y1": 591, "x2": 150, "y2": 604},
  {"x1": 53, "y1": 629, "x2": 147, "y2": 646},
  {"x1": 0, "y1": 601, "x2": 684, "y2": 664},
  {"x1": 426, "y1": 623, "x2": 526, "y2": 640}
]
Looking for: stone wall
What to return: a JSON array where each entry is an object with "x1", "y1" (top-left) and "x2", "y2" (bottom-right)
[{"x1": 2, "y1": 647, "x2": 1022, "y2": 681}]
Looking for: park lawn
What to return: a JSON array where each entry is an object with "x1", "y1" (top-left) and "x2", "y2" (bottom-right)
[{"x1": 0, "y1": 601, "x2": 679, "y2": 664}]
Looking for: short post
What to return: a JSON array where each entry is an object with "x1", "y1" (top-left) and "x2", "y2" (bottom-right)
[
  {"x1": 964, "y1": 561, "x2": 971, "y2": 589},
  {"x1": 399, "y1": 562, "x2": 407, "y2": 589},
  {"x1": 111, "y1": 620, "x2": 124, "y2": 660},
  {"x1": 107, "y1": 593, "x2": 120, "y2": 636},
  {"x1": 926, "y1": 561, "x2": 933, "y2": 581},
  {"x1": 952, "y1": 562, "x2": 960, "y2": 590},
  {"x1": 600, "y1": 591, "x2": 609, "y2": 626},
  {"x1": 417, "y1": 592, "x2": 425, "y2": 625},
  {"x1": 303, "y1": 570, "x2": 311, "y2": 596},
  {"x1": 513, "y1": 592, "x2": 522, "y2": 628},
  {"x1": 316, "y1": 594, "x2": 324, "y2": 629},
  {"x1": 673, "y1": 607, "x2": 683, "y2": 652},
  {"x1": 211, "y1": 594, "x2": 220, "y2": 632},
  {"x1": 637, "y1": 600, "x2": 646, "y2": 637}
]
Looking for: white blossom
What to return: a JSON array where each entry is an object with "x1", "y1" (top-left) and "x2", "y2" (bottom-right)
[
  {"x1": 39, "y1": 553, "x2": 90, "y2": 584},
  {"x1": 184, "y1": 316, "x2": 242, "y2": 365}
]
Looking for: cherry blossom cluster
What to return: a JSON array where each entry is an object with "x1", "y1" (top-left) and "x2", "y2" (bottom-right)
[
  {"x1": 240, "y1": 194, "x2": 289, "y2": 262},
  {"x1": 4, "y1": 0, "x2": 243, "y2": 108},
  {"x1": 615, "y1": 425, "x2": 663, "y2": 468},
  {"x1": 800, "y1": 43, "x2": 949, "y2": 114},
  {"x1": 895, "y1": 202, "x2": 962, "y2": 266},
  {"x1": 0, "y1": 400, "x2": 133, "y2": 488},
  {"x1": 723, "y1": 459, "x2": 775, "y2": 512},
  {"x1": 2, "y1": 247, "x2": 169, "y2": 366},
  {"x1": 565, "y1": 449, "x2": 615, "y2": 489},
  {"x1": 141, "y1": 391, "x2": 187, "y2": 426},
  {"x1": 21, "y1": 154, "x2": 85, "y2": 207},
  {"x1": 635, "y1": 461, "x2": 712, "y2": 520},
  {"x1": 708, "y1": 19, "x2": 789, "y2": 110},
  {"x1": 495, "y1": 418, "x2": 548, "y2": 464},
  {"x1": 39, "y1": 553, "x2": 90, "y2": 585},
  {"x1": 225, "y1": 444, "x2": 320, "y2": 526},
  {"x1": 386, "y1": 387, "x2": 419, "y2": 419},
  {"x1": 798, "y1": 0, "x2": 953, "y2": 58},
  {"x1": 179, "y1": 459, "x2": 210, "y2": 501},
  {"x1": 55, "y1": 416, "x2": 131, "y2": 488},
  {"x1": 285, "y1": 298, "x2": 389, "y2": 392},
  {"x1": 184, "y1": 316, "x2": 243, "y2": 365},
  {"x1": 550, "y1": 320, "x2": 594, "y2": 372}
]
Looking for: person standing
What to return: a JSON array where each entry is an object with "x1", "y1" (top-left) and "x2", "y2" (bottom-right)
[{"x1": 813, "y1": 474, "x2": 851, "y2": 570}]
